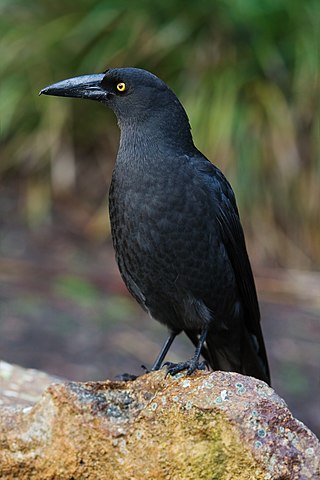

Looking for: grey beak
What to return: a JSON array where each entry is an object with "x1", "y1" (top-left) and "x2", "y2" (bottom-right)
[{"x1": 39, "y1": 74, "x2": 106, "y2": 101}]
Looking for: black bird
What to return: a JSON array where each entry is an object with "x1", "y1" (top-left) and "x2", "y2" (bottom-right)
[{"x1": 40, "y1": 68, "x2": 270, "y2": 385}]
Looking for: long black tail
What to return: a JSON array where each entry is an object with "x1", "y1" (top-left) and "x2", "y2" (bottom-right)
[{"x1": 185, "y1": 328, "x2": 271, "y2": 386}]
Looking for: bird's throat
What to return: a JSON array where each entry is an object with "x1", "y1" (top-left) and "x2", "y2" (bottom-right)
[{"x1": 117, "y1": 117, "x2": 194, "y2": 170}]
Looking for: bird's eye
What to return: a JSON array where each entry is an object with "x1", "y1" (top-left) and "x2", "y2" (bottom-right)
[{"x1": 116, "y1": 82, "x2": 126, "y2": 92}]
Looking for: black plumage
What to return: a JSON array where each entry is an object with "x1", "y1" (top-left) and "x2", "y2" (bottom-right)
[{"x1": 40, "y1": 68, "x2": 270, "y2": 385}]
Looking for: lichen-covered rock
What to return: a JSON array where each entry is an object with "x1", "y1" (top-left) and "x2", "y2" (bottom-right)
[{"x1": 0, "y1": 363, "x2": 319, "y2": 479}]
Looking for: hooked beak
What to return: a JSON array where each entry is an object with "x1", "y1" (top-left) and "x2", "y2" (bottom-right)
[{"x1": 39, "y1": 74, "x2": 106, "y2": 101}]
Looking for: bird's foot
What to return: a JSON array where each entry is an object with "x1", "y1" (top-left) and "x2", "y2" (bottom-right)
[
  {"x1": 115, "y1": 365, "x2": 150, "y2": 382},
  {"x1": 115, "y1": 372, "x2": 138, "y2": 381},
  {"x1": 141, "y1": 364, "x2": 150, "y2": 373},
  {"x1": 164, "y1": 359, "x2": 208, "y2": 376}
]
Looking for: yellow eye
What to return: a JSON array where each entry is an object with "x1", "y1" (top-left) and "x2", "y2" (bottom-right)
[{"x1": 116, "y1": 82, "x2": 126, "y2": 92}]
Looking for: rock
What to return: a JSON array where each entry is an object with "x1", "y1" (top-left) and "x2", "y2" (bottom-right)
[
  {"x1": 0, "y1": 362, "x2": 319, "y2": 479},
  {"x1": 0, "y1": 360, "x2": 63, "y2": 407}
]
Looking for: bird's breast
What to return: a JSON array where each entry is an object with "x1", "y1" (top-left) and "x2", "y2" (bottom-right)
[
  {"x1": 109, "y1": 156, "x2": 209, "y2": 243},
  {"x1": 109, "y1": 156, "x2": 225, "y2": 293}
]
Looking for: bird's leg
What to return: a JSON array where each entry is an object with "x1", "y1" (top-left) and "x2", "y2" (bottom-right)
[
  {"x1": 116, "y1": 332, "x2": 178, "y2": 380},
  {"x1": 150, "y1": 332, "x2": 178, "y2": 371},
  {"x1": 164, "y1": 327, "x2": 209, "y2": 376}
]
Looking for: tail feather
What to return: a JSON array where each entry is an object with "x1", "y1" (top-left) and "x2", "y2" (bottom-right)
[{"x1": 185, "y1": 328, "x2": 271, "y2": 386}]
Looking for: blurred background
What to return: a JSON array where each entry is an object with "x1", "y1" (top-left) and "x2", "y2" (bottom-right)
[{"x1": 0, "y1": 0, "x2": 319, "y2": 436}]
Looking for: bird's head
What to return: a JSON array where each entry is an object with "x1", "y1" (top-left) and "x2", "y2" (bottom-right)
[
  {"x1": 40, "y1": 67, "x2": 189, "y2": 129},
  {"x1": 40, "y1": 67, "x2": 194, "y2": 149}
]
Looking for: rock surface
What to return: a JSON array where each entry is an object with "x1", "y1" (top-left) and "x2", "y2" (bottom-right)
[
  {"x1": 0, "y1": 361, "x2": 319, "y2": 479},
  {"x1": 0, "y1": 360, "x2": 63, "y2": 407}
]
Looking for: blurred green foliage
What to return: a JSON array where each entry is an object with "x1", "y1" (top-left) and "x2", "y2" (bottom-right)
[
  {"x1": 53, "y1": 274, "x2": 101, "y2": 307},
  {"x1": 1, "y1": 0, "x2": 319, "y2": 267}
]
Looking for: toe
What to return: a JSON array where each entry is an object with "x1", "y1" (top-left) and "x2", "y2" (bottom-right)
[
  {"x1": 164, "y1": 362, "x2": 187, "y2": 376},
  {"x1": 186, "y1": 360, "x2": 208, "y2": 375},
  {"x1": 115, "y1": 373, "x2": 138, "y2": 381},
  {"x1": 186, "y1": 363, "x2": 197, "y2": 375}
]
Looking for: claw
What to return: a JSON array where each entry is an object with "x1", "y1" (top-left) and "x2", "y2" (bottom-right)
[
  {"x1": 115, "y1": 372, "x2": 138, "y2": 381},
  {"x1": 164, "y1": 359, "x2": 208, "y2": 377},
  {"x1": 115, "y1": 364, "x2": 151, "y2": 381}
]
